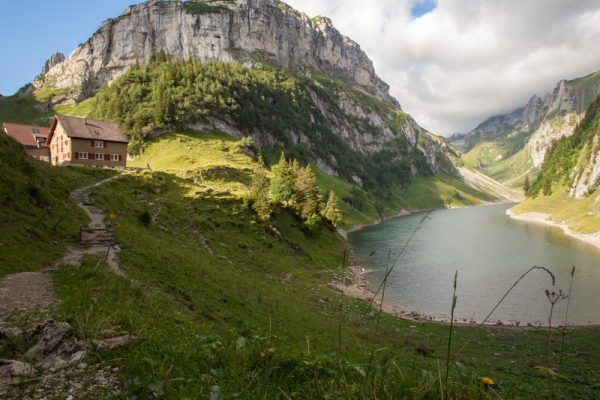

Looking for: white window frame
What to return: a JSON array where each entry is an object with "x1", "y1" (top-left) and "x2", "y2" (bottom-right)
[
  {"x1": 95, "y1": 153, "x2": 104, "y2": 160},
  {"x1": 79, "y1": 152, "x2": 88, "y2": 159},
  {"x1": 94, "y1": 140, "x2": 104, "y2": 148},
  {"x1": 110, "y1": 154, "x2": 119, "y2": 161}
]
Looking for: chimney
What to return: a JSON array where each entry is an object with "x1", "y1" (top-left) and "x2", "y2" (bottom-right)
[{"x1": 84, "y1": 118, "x2": 87, "y2": 125}]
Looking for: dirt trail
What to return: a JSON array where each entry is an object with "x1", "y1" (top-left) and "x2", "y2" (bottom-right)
[
  {"x1": 53, "y1": 174, "x2": 127, "y2": 277},
  {"x1": 0, "y1": 175, "x2": 129, "y2": 322}
]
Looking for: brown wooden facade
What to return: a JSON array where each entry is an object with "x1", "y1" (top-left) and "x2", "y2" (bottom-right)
[{"x1": 46, "y1": 115, "x2": 129, "y2": 168}]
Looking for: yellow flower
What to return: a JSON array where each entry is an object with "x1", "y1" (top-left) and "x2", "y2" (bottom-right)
[
  {"x1": 481, "y1": 377, "x2": 495, "y2": 386},
  {"x1": 110, "y1": 213, "x2": 117, "y2": 219}
]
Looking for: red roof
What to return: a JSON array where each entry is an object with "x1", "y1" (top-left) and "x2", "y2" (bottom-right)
[{"x1": 2, "y1": 123, "x2": 50, "y2": 148}]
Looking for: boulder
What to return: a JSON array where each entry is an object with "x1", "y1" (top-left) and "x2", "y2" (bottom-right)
[
  {"x1": 23, "y1": 320, "x2": 88, "y2": 370},
  {"x1": 0, "y1": 360, "x2": 35, "y2": 385}
]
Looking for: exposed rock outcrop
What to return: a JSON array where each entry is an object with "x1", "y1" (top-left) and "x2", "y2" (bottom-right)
[
  {"x1": 453, "y1": 71, "x2": 600, "y2": 169},
  {"x1": 36, "y1": 0, "x2": 398, "y2": 107},
  {"x1": 23, "y1": 320, "x2": 87, "y2": 370},
  {"x1": 40, "y1": 52, "x2": 66, "y2": 76}
]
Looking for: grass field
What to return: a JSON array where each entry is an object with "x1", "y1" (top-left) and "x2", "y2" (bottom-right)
[
  {"x1": 510, "y1": 185, "x2": 600, "y2": 234},
  {"x1": 2, "y1": 129, "x2": 599, "y2": 398}
]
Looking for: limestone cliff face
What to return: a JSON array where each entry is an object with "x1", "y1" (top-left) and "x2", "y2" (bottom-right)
[
  {"x1": 527, "y1": 80, "x2": 580, "y2": 168},
  {"x1": 36, "y1": 0, "x2": 397, "y2": 107},
  {"x1": 33, "y1": 0, "x2": 455, "y2": 177}
]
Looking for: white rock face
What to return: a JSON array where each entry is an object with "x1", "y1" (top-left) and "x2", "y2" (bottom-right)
[
  {"x1": 37, "y1": 0, "x2": 398, "y2": 107},
  {"x1": 526, "y1": 80, "x2": 580, "y2": 168},
  {"x1": 34, "y1": 0, "x2": 455, "y2": 178}
]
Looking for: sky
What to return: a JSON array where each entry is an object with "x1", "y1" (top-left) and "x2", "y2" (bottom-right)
[{"x1": 1, "y1": 0, "x2": 600, "y2": 136}]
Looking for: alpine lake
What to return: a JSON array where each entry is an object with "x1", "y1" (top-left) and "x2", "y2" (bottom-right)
[{"x1": 348, "y1": 203, "x2": 600, "y2": 326}]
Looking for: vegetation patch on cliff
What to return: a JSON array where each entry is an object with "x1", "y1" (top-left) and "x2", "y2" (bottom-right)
[{"x1": 183, "y1": 0, "x2": 231, "y2": 15}]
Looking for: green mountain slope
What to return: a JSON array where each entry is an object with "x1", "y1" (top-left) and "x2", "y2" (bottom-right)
[{"x1": 511, "y1": 94, "x2": 600, "y2": 234}]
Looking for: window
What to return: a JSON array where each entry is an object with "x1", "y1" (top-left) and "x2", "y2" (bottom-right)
[
  {"x1": 95, "y1": 153, "x2": 104, "y2": 160},
  {"x1": 79, "y1": 152, "x2": 88, "y2": 159},
  {"x1": 94, "y1": 140, "x2": 104, "y2": 148},
  {"x1": 31, "y1": 128, "x2": 39, "y2": 133},
  {"x1": 110, "y1": 154, "x2": 120, "y2": 161}
]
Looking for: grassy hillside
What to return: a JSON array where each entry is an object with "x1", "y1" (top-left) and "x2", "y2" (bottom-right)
[
  {"x1": 461, "y1": 125, "x2": 538, "y2": 191},
  {"x1": 0, "y1": 132, "x2": 118, "y2": 275},
  {"x1": 511, "y1": 184, "x2": 600, "y2": 234},
  {"x1": 128, "y1": 129, "x2": 500, "y2": 229},
  {"x1": 2, "y1": 129, "x2": 600, "y2": 398},
  {"x1": 0, "y1": 87, "x2": 98, "y2": 127},
  {"x1": 569, "y1": 69, "x2": 600, "y2": 114}
]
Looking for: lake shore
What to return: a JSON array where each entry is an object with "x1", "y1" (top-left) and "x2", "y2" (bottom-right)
[
  {"x1": 340, "y1": 226, "x2": 600, "y2": 331},
  {"x1": 506, "y1": 209, "x2": 600, "y2": 251},
  {"x1": 337, "y1": 209, "x2": 414, "y2": 239}
]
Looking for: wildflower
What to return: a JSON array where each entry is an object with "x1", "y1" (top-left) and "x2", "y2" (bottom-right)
[{"x1": 481, "y1": 377, "x2": 495, "y2": 386}]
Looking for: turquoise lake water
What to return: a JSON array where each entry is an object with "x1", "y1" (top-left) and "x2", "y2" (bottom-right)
[{"x1": 348, "y1": 203, "x2": 600, "y2": 326}]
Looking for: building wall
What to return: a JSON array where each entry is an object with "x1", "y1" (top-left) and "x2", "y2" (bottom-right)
[
  {"x1": 49, "y1": 123, "x2": 70, "y2": 166},
  {"x1": 49, "y1": 122, "x2": 128, "y2": 168},
  {"x1": 27, "y1": 147, "x2": 50, "y2": 162},
  {"x1": 70, "y1": 138, "x2": 128, "y2": 168}
]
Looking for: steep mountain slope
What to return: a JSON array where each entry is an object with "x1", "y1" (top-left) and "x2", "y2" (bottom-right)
[
  {"x1": 453, "y1": 69, "x2": 600, "y2": 190},
  {"x1": 34, "y1": 0, "x2": 396, "y2": 107},
  {"x1": 1, "y1": 0, "x2": 516, "y2": 208},
  {"x1": 510, "y1": 94, "x2": 600, "y2": 239}
]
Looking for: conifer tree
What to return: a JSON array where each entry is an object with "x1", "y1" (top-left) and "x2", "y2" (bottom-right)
[
  {"x1": 294, "y1": 165, "x2": 323, "y2": 220},
  {"x1": 322, "y1": 191, "x2": 343, "y2": 227},
  {"x1": 248, "y1": 157, "x2": 273, "y2": 221},
  {"x1": 271, "y1": 152, "x2": 295, "y2": 205}
]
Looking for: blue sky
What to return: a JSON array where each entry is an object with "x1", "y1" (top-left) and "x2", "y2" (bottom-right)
[
  {"x1": 2, "y1": 0, "x2": 600, "y2": 136},
  {"x1": 410, "y1": 0, "x2": 437, "y2": 18},
  {"x1": 0, "y1": 1, "x2": 133, "y2": 95}
]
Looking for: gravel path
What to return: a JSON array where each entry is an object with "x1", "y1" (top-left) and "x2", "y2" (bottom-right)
[
  {"x1": 0, "y1": 272, "x2": 55, "y2": 326},
  {"x1": 0, "y1": 175, "x2": 127, "y2": 327}
]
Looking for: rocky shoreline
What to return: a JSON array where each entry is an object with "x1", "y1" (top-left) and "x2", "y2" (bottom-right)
[{"x1": 338, "y1": 211, "x2": 600, "y2": 330}]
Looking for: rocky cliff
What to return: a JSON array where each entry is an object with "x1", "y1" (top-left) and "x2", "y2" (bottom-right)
[
  {"x1": 29, "y1": 0, "x2": 465, "y2": 184},
  {"x1": 35, "y1": 0, "x2": 397, "y2": 107},
  {"x1": 452, "y1": 69, "x2": 600, "y2": 189}
]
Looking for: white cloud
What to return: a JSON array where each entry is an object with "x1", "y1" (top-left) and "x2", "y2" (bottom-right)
[{"x1": 284, "y1": 0, "x2": 600, "y2": 136}]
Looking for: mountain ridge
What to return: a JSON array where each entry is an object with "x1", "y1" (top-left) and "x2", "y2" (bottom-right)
[
  {"x1": 452, "y1": 68, "x2": 600, "y2": 189},
  {"x1": 35, "y1": 0, "x2": 398, "y2": 108}
]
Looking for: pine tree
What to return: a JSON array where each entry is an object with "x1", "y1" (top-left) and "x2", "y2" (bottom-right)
[
  {"x1": 322, "y1": 191, "x2": 342, "y2": 227},
  {"x1": 248, "y1": 157, "x2": 273, "y2": 221},
  {"x1": 294, "y1": 165, "x2": 323, "y2": 220},
  {"x1": 271, "y1": 152, "x2": 295, "y2": 205}
]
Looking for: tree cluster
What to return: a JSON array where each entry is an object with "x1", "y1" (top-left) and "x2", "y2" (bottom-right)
[{"x1": 247, "y1": 153, "x2": 342, "y2": 230}]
